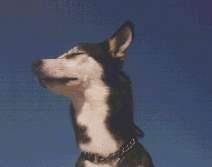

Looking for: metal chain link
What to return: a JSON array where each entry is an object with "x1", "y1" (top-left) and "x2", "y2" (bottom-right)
[{"x1": 81, "y1": 137, "x2": 137, "y2": 164}]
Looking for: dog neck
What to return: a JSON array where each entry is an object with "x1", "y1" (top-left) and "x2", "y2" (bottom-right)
[{"x1": 69, "y1": 80, "x2": 120, "y2": 156}]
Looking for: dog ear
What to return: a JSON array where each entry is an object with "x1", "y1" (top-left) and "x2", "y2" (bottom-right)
[{"x1": 107, "y1": 21, "x2": 134, "y2": 59}]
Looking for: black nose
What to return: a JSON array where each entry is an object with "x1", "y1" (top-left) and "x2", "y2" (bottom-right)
[
  {"x1": 32, "y1": 60, "x2": 43, "y2": 68},
  {"x1": 32, "y1": 60, "x2": 43, "y2": 74}
]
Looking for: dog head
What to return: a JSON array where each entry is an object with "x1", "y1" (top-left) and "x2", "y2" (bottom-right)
[{"x1": 32, "y1": 21, "x2": 134, "y2": 97}]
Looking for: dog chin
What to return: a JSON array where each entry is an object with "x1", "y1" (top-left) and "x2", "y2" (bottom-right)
[{"x1": 41, "y1": 80, "x2": 82, "y2": 97}]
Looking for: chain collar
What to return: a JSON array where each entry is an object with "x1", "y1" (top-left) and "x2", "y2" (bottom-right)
[{"x1": 80, "y1": 137, "x2": 137, "y2": 164}]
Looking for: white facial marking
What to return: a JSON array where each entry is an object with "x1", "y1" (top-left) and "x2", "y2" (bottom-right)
[
  {"x1": 40, "y1": 51, "x2": 104, "y2": 96},
  {"x1": 68, "y1": 46, "x2": 83, "y2": 53},
  {"x1": 58, "y1": 46, "x2": 84, "y2": 59}
]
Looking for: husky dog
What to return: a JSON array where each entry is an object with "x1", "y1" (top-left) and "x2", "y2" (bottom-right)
[{"x1": 33, "y1": 21, "x2": 154, "y2": 167}]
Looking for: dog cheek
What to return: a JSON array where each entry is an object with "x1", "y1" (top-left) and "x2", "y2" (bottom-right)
[{"x1": 81, "y1": 76, "x2": 90, "y2": 88}]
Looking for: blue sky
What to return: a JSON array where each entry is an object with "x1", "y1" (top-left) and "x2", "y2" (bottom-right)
[{"x1": 0, "y1": 0, "x2": 212, "y2": 166}]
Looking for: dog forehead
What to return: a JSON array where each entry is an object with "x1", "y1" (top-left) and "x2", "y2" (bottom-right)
[{"x1": 68, "y1": 46, "x2": 84, "y2": 54}]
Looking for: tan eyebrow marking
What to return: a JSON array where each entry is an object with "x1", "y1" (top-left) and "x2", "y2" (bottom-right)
[{"x1": 65, "y1": 52, "x2": 85, "y2": 59}]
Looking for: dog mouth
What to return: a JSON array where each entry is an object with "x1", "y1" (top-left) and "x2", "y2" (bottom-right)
[
  {"x1": 40, "y1": 77, "x2": 78, "y2": 82},
  {"x1": 38, "y1": 76, "x2": 78, "y2": 87},
  {"x1": 32, "y1": 61, "x2": 79, "y2": 87}
]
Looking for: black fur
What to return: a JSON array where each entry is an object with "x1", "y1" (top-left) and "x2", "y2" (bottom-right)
[
  {"x1": 33, "y1": 21, "x2": 155, "y2": 167},
  {"x1": 70, "y1": 105, "x2": 91, "y2": 144},
  {"x1": 70, "y1": 42, "x2": 154, "y2": 167},
  {"x1": 75, "y1": 42, "x2": 144, "y2": 141}
]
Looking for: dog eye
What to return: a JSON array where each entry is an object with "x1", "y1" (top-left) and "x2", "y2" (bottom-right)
[{"x1": 65, "y1": 52, "x2": 84, "y2": 59}]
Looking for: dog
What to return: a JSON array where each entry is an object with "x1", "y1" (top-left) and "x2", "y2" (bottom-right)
[{"x1": 32, "y1": 21, "x2": 154, "y2": 167}]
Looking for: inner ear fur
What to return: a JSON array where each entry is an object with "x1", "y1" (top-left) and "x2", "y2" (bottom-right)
[{"x1": 108, "y1": 21, "x2": 134, "y2": 59}]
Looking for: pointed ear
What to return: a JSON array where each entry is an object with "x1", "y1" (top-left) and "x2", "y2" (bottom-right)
[{"x1": 107, "y1": 21, "x2": 134, "y2": 59}]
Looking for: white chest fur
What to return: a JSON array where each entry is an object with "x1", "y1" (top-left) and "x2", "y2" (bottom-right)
[{"x1": 71, "y1": 81, "x2": 119, "y2": 156}]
